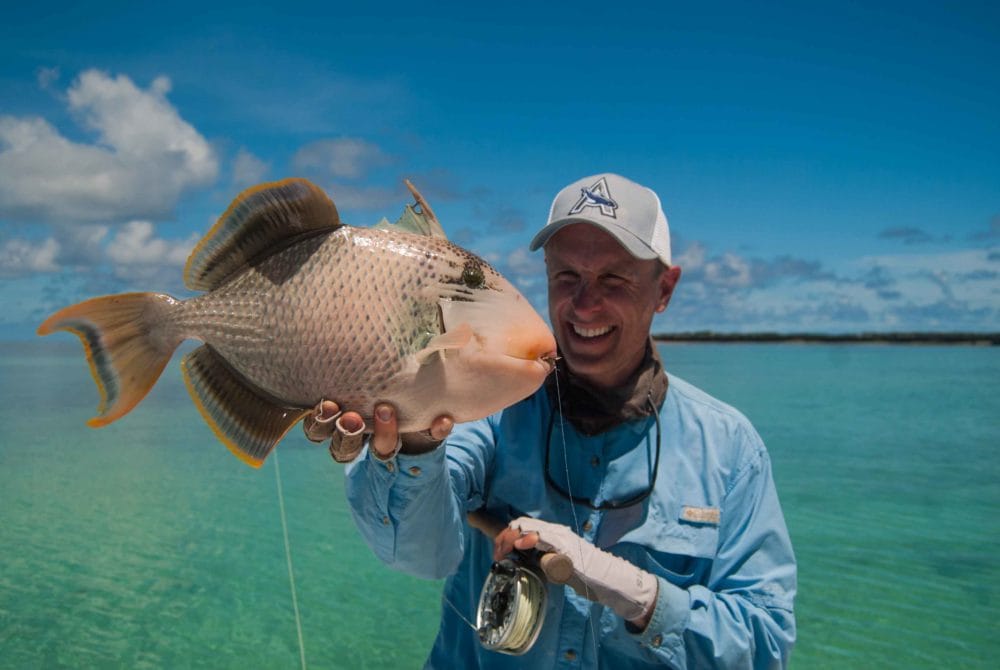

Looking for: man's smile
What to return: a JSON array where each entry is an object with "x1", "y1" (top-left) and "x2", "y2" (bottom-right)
[{"x1": 571, "y1": 323, "x2": 615, "y2": 339}]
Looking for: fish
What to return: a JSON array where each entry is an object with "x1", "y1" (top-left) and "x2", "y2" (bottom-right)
[
  {"x1": 580, "y1": 187, "x2": 617, "y2": 209},
  {"x1": 38, "y1": 178, "x2": 557, "y2": 467}
]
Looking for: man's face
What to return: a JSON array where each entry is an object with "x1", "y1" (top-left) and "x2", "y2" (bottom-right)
[{"x1": 544, "y1": 223, "x2": 681, "y2": 389}]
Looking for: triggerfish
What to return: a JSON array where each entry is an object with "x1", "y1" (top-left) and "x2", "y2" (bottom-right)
[{"x1": 38, "y1": 178, "x2": 556, "y2": 467}]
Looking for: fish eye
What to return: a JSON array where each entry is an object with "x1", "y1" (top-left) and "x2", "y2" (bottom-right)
[{"x1": 461, "y1": 261, "x2": 485, "y2": 289}]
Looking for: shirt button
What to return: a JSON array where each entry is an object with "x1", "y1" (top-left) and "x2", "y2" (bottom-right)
[
  {"x1": 582, "y1": 520, "x2": 593, "y2": 532},
  {"x1": 408, "y1": 466, "x2": 422, "y2": 476},
  {"x1": 590, "y1": 455, "x2": 600, "y2": 467},
  {"x1": 651, "y1": 634, "x2": 663, "y2": 648},
  {"x1": 382, "y1": 515, "x2": 391, "y2": 526},
  {"x1": 385, "y1": 461, "x2": 395, "y2": 472},
  {"x1": 564, "y1": 649, "x2": 576, "y2": 660}
]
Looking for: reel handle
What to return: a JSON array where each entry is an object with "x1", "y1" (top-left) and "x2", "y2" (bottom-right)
[{"x1": 467, "y1": 511, "x2": 574, "y2": 584}]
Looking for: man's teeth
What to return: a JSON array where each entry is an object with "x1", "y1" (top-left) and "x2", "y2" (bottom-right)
[{"x1": 573, "y1": 324, "x2": 613, "y2": 338}]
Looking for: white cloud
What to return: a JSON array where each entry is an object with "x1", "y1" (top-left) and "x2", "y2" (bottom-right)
[
  {"x1": 292, "y1": 138, "x2": 390, "y2": 179},
  {"x1": 673, "y1": 241, "x2": 706, "y2": 270},
  {"x1": 0, "y1": 237, "x2": 60, "y2": 277},
  {"x1": 658, "y1": 244, "x2": 1000, "y2": 333},
  {"x1": 105, "y1": 221, "x2": 197, "y2": 270},
  {"x1": 231, "y1": 148, "x2": 269, "y2": 187},
  {"x1": 325, "y1": 182, "x2": 402, "y2": 212},
  {"x1": 0, "y1": 69, "x2": 218, "y2": 223},
  {"x1": 57, "y1": 224, "x2": 111, "y2": 267},
  {"x1": 502, "y1": 245, "x2": 548, "y2": 310},
  {"x1": 854, "y1": 248, "x2": 998, "y2": 304},
  {"x1": 506, "y1": 246, "x2": 544, "y2": 278},
  {"x1": 36, "y1": 66, "x2": 60, "y2": 90},
  {"x1": 702, "y1": 252, "x2": 752, "y2": 288}
]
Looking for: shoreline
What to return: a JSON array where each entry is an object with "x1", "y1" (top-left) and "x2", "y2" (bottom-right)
[
  {"x1": 5, "y1": 333, "x2": 1000, "y2": 348},
  {"x1": 653, "y1": 332, "x2": 1000, "y2": 346}
]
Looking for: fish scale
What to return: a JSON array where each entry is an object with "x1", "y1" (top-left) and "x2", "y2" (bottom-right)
[
  {"x1": 182, "y1": 228, "x2": 435, "y2": 404},
  {"x1": 38, "y1": 178, "x2": 555, "y2": 467}
]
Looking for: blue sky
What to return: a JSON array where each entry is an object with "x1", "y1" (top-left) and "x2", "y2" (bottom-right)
[{"x1": 1, "y1": 1, "x2": 997, "y2": 338}]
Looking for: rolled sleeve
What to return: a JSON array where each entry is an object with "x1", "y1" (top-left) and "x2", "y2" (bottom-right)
[
  {"x1": 600, "y1": 577, "x2": 689, "y2": 667},
  {"x1": 344, "y1": 417, "x2": 498, "y2": 581},
  {"x1": 346, "y1": 444, "x2": 465, "y2": 579},
  {"x1": 344, "y1": 444, "x2": 401, "y2": 561}
]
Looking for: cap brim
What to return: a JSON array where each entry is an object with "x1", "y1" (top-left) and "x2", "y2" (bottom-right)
[{"x1": 529, "y1": 217, "x2": 660, "y2": 261}]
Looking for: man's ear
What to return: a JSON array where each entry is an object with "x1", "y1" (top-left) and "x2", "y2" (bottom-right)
[{"x1": 655, "y1": 265, "x2": 682, "y2": 313}]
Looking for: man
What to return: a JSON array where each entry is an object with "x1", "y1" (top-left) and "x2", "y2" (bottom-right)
[{"x1": 306, "y1": 173, "x2": 796, "y2": 668}]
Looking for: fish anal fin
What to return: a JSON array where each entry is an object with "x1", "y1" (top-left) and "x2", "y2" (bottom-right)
[
  {"x1": 184, "y1": 178, "x2": 340, "y2": 292},
  {"x1": 181, "y1": 345, "x2": 309, "y2": 467},
  {"x1": 414, "y1": 323, "x2": 473, "y2": 366}
]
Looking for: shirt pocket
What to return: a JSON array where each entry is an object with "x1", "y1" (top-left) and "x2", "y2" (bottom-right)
[{"x1": 616, "y1": 510, "x2": 719, "y2": 589}]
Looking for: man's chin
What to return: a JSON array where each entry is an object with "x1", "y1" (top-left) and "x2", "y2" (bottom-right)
[{"x1": 559, "y1": 349, "x2": 611, "y2": 378}]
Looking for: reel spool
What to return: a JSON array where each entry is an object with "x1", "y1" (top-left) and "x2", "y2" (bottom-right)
[{"x1": 476, "y1": 558, "x2": 547, "y2": 655}]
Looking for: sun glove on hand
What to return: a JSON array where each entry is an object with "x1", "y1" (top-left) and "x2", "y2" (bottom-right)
[{"x1": 511, "y1": 517, "x2": 658, "y2": 622}]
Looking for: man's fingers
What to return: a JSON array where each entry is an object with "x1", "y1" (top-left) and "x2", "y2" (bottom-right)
[
  {"x1": 494, "y1": 527, "x2": 519, "y2": 561},
  {"x1": 337, "y1": 411, "x2": 365, "y2": 433},
  {"x1": 303, "y1": 400, "x2": 341, "y2": 442},
  {"x1": 308, "y1": 400, "x2": 450, "y2": 461},
  {"x1": 493, "y1": 527, "x2": 540, "y2": 561},
  {"x1": 514, "y1": 532, "x2": 540, "y2": 552},
  {"x1": 328, "y1": 412, "x2": 366, "y2": 463},
  {"x1": 371, "y1": 403, "x2": 400, "y2": 459},
  {"x1": 429, "y1": 415, "x2": 454, "y2": 442}
]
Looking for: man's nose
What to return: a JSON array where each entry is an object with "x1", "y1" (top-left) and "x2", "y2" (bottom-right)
[{"x1": 572, "y1": 280, "x2": 602, "y2": 311}]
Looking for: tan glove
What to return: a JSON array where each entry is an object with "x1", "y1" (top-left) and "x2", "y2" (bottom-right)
[
  {"x1": 303, "y1": 400, "x2": 452, "y2": 461},
  {"x1": 511, "y1": 516, "x2": 658, "y2": 622},
  {"x1": 302, "y1": 400, "x2": 368, "y2": 462}
]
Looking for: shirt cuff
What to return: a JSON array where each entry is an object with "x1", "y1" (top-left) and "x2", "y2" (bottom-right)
[
  {"x1": 629, "y1": 576, "x2": 690, "y2": 650},
  {"x1": 365, "y1": 440, "x2": 448, "y2": 488}
]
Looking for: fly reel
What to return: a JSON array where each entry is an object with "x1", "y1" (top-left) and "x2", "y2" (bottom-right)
[{"x1": 476, "y1": 557, "x2": 547, "y2": 655}]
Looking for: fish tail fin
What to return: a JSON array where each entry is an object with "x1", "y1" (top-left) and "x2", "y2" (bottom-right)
[
  {"x1": 37, "y1": 292, "x2": 182, "y2": 427},
  {"x1": 181, "y1": 345, "x2": 310, "y2": 468}
]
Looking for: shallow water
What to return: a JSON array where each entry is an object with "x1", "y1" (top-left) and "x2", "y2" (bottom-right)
[{"x1": 1, "y1": 341, "x2": 997, "y2": 668}]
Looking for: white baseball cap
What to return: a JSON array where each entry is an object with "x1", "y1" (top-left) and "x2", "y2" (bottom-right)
[{"x1": 529, "y1": 173, "x2": 671, "y2": 266}]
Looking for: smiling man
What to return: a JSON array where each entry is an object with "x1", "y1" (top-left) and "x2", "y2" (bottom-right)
[{"x1": 309, "y1": 173, "x2": 797, "y2": 668}]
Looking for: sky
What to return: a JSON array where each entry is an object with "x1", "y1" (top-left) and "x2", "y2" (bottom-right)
[{"x1": 0, "y1": 1, "x2": 997, "y2": 338}]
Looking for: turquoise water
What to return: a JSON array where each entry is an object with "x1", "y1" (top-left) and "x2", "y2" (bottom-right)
[{"x1": 1, "y1": 341, "x2": 997, "y2": 668}]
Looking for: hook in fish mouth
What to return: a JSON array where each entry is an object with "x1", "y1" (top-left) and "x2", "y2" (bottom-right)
[{"x1": 540, "y1": 355, "x2": 560, "y2": 375}]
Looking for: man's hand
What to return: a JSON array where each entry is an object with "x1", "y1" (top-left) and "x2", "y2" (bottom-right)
[
  {"x1": 495, "y1": 517, "x2": 659, "y2": 629},
  {"x1": 303, "y1": 400, "x2": 454, "y2": 461}
]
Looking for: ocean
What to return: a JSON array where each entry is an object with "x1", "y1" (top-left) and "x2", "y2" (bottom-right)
[{"x1": 1, "y1": 341, "x2": 997, "y2": 668}]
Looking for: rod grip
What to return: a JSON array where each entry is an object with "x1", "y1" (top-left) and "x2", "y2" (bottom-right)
[{"x1": 467, "y1": 511, "x2": 574, "y2": 585}]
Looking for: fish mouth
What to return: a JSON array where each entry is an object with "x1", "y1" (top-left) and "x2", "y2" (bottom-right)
[{"x1": 540, "y1": 354, "x2": 559, "y2": 375}]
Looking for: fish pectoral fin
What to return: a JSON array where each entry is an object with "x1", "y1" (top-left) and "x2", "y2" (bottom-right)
[
  {"x1": 184, "y1": 178, "x2": 340, "y2": 291},
  {"x1": 181, "y1": 345, "x2": 310, "y2": 468},
  {"x1": 372, "y1": 180, "x2": 447, "y2": 240},
  {"x1": 414, "y1": 323, "x2": 474, "y2": 366}
]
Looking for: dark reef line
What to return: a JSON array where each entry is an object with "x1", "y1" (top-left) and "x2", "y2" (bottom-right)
[{"x1": 653, "y1": 332, "x2": 1000, "y2": 346}]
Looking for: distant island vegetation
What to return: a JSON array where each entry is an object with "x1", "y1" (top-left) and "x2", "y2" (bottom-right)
[{"x1": 652, "y1": 332, "x2": 999, "y2": 346}]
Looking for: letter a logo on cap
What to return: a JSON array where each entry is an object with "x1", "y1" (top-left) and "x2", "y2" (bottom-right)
[{"x1": 568, "y1": 177, "x2": 618, "y2": 219}]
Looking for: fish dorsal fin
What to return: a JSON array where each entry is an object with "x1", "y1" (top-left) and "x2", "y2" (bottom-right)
[
  {"x1": 414, "y1": 323, "x2": 473, "y2": 366},
  {"x1": 184, "y1": 178, "x2": 340, "y2": 291},
  {"x1": 181, "y1": 344, "x2": 310, "y2": 467},
  {"x1": 373, "y1": 179, "x2": 447, "y2": 239}
]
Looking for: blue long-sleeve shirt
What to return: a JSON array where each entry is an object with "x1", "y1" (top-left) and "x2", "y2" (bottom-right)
[{"x1": 345, "y1": 374, "x2": 796, "y2": 668}]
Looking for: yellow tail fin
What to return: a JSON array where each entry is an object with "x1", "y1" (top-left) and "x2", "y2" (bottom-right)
[{"x1": 37, "y1": 292, "x2": 181, "y2": 427}]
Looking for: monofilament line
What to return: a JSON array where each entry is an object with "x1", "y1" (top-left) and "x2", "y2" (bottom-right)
[
  {"x1": 552, "y1": 369, "x2": 600, "y2": 660},
  {"x1": 274, "y1": 451, "x2": 307, "y2": 670},
  {"x1": 443, "y1": 593, "x2": 478, "y2": 631}
]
